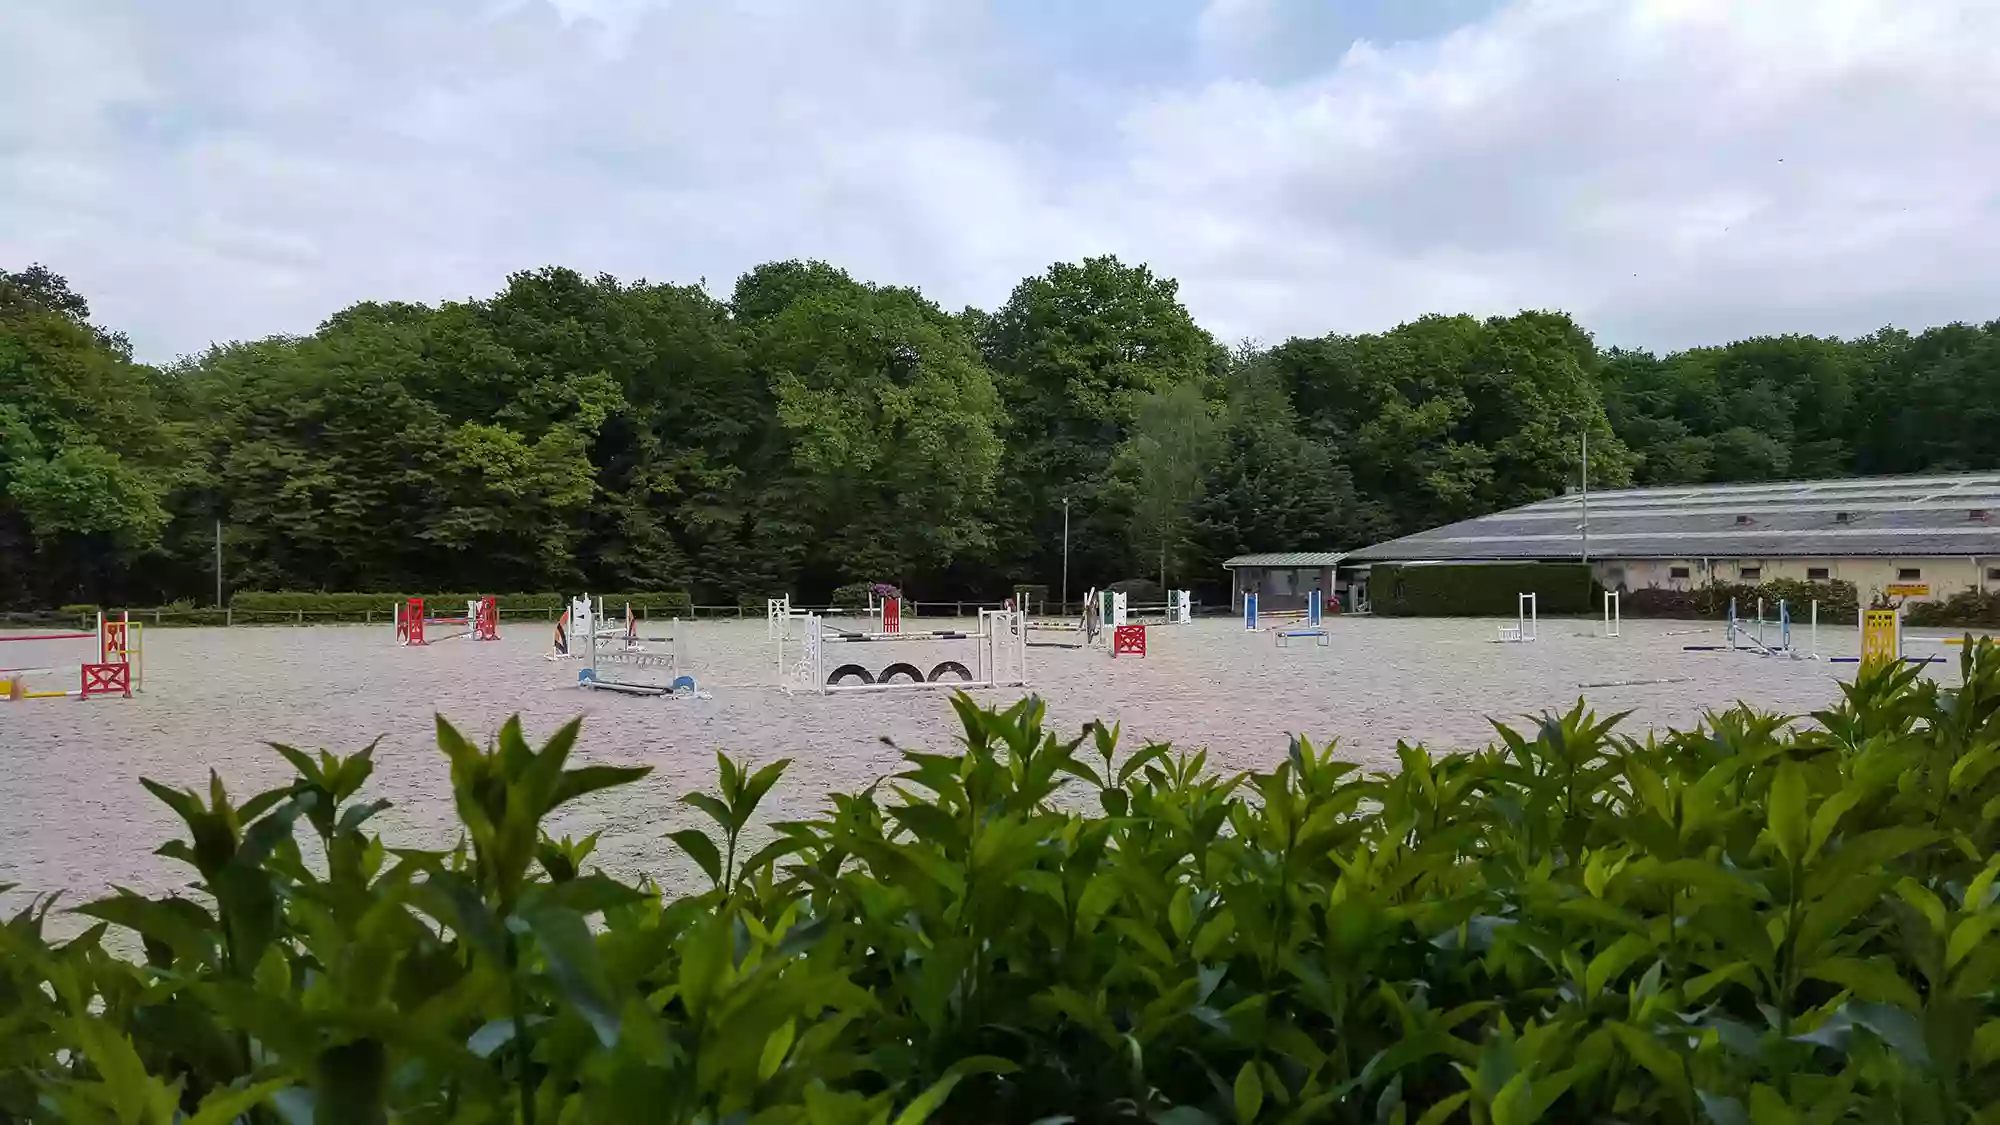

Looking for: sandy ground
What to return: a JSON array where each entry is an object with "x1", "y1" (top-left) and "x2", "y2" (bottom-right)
[{"x1": 0, "y1": 612, "x2": 1967, "y2": 908}]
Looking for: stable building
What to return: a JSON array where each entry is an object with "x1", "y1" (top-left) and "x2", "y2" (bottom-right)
[
  {"x1": 1341, "y1": 471, "x2": 2000, "y2": 604},
  {"x1": 1219, "y1": 551, "x2": 1348, "y2": 614}
]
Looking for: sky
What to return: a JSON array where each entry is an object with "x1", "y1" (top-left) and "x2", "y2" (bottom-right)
[{"x1": 2, "y1": 0, "x2": 1997, "y2": 363}]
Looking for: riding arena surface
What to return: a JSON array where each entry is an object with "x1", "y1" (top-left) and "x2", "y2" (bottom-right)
[{"x1": 0, "y1": 614, "x2": 1963, "y2": 911}]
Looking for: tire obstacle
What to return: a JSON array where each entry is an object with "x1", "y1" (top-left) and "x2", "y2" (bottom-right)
[
  {"x1": 1, "y1": 611, "x2": 143, "y2": 701},
  {"x1": 778, "y1": 609, "x2": 1028, "y2": 695},
  {"x1": 393, "y1": 597, "x2": 499, "y2": 646},
  {"x1": 553, "y1": 594, "x2": 698, "y2": 696}
]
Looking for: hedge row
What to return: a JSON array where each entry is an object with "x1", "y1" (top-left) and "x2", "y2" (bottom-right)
[
  {"x1": 1906, "y1": 589, "x2": 2000, "y2": 628},
  {"x1": 1370, "y1": 562, "x2": 1596, "y2": 615},
  {"x1": 229, "y1": 590, "x2": 693, "y2": 617},
  {"x1": 1621, "y1": 577, "x2": 1861, "y2": 621}
]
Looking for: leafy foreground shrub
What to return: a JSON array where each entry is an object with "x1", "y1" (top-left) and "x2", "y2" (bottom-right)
[{"x1": 10, "y1": 655, "x2": 2000, "y2": 1122}]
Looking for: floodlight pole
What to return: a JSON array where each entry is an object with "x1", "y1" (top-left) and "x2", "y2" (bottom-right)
[
  {"x1": 1580, "y1": 429, "x2": 1590, "y2": 566},
  {"x1": 1061, "y1": 497, "x2": 1071, "y2": 615}
]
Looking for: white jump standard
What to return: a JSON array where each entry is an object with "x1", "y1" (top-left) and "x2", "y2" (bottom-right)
[
  {"x1": 1495, "y1": 593, "x2": 1538, "y2": 643},
  {"x1": 780, "y1": 609, "x2": 1028, "y2": 695},
  {"x1": 552, "y1": 594, "x2": 697, "y2": 696}
]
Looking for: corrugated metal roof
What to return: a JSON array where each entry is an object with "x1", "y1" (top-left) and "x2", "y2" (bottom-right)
[
  {"x1": 1346, "y1": 471, "x2": 2000, "y2": 562},
  {"x1": 1221, "y1": 551, "x2": 1349, "y2": 568}
]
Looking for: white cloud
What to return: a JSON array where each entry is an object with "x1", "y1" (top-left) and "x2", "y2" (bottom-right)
[{"x1": 1, "y1": 0, "x2": 1997, "y2": 359}]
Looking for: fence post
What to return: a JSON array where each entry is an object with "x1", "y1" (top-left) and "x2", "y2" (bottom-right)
[
  {"x1": 297, "y1": 609, "x2": 304, "y2": 626},
  {"x1": 226, "y1": 607, "x2": 233, "y2": 628}
]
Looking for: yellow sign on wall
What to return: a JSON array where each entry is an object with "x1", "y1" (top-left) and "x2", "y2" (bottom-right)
[
  {"x1": 1886, "y1": 583, "x2": 1930, "y2": 597},
  {"x1": 1861, "y1": 609, "x2": 1901, "y2": 666}
]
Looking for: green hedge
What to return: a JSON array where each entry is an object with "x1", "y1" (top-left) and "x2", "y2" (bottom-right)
[
  {"x1": 229, "y1": 590, "x2": 692, "y2": 619},
  {"x1": 1371, "y1": 562, "x2": 1595, "y2": 615},
  {"x1": 1623, "y1": 578, "x2": 1860, "y2": 622},
  {"x1": 1907, "y1": 589, "x2": 2000, "y2": 628}
]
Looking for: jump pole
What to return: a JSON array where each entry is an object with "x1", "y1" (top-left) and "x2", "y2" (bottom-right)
[{"x1": 1603, "y1": 590, "x2": 1620, "y2": 638}]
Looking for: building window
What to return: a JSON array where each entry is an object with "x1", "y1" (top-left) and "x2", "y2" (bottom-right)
[
  {"x1": 1898, "y1": 567, "x2": 1923, "y2": 581},
  {"x1": 1740, "y1": 566, "x2": 1762, "y2": 581},
  {"x1": 1807, "y1": 567, "x2": 1830, "y2": 581},
  {"x1": 1669, "y1": 566, "x2": 1691, "y2": 580},
  {"x1": 1989, "y1": 567, "x2": 2000, "y2": 582}
]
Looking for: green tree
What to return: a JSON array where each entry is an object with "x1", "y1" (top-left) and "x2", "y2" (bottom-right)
[
  {"x1": 0, "y1": 272, "x2": 173, "y2": 605},
  {"x1": 750, "y1": 274, "x2": 1004, "y2": 589},
  {"x1": 1103, "y1": 382, "x2": 1219, "y2": 589},
  {"x1": 982, "y1": 256, "x2": 1221, "y2": 589}
]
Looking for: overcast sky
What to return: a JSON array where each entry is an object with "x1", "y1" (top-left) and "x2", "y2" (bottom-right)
[{"x1": 4, "y1": 0, "x2": 1997, "y2": 363}]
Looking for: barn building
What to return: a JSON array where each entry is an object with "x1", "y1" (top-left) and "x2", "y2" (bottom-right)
[{"x1": 1336, "y1": 471, "x2": 2000, "y2": 607}]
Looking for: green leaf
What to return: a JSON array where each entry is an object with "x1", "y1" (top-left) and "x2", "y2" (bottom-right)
[
  {"x1": 316, "y1": 1038, "x2": 387, "y2": 1125},
  {"x1": 760, "y1": 1019, "x2": 797, "y2": 1080},
  {"x1": 892, "y1": 1055, "x2": 1016, "y2": 1125},
  {"x1": 1697, "y1": 1092, "x2": 1749, "y2": 1125},
  {"x1": 1747, "y1": 1084, "x2": 1799, "y2": 1125},
  {"x1": 1235, "y1": 1060, "x2": 1264, "y2": 1124},
  {"x1": 1806, "y1": 785, "x2": 1861, "y2": 862},
  {"x1": 525, "y1": 904, "x2": 620, "y2": 1047},
  {"x1": 681, "y1": 791, "x2": 734, "y2": 833},
  {"x1": 1895, "y1": 877, "x2": 1949, "y2": 936},
  {"x1": 1768, "y1": 762, "x2": 1807, "y2": 866},
  {"x1": 1803, "y1": 957, "x2": 1922, "y2": 1010},
  {"x1": 1413, "y1": 1092, "x2": 1470, "y2": 1125},
  {"x1": 549, "y1": 763, "x2": 653, "y2": 813},
  {"x1": 1609, "y1": 1021, "x2": 1683, "y2": 1087},
  {"x1": 1585, "y1": 934, "x2": 1651, "y2": 996},
  {"x1": 668, "y1": 829, "x2": 724, "y2": 889},
  {"x1": 736, "y1": 758, "x2": 793, "y2": 829},
  {"x1": 1947, "y1": 910, "x2": 1997, "y2": 969},
  {"x1": 187, "y1": 1078, "x2": 292, "y2": 1125},
  {"x1": 1971, "y1": 1018, "x2": 2000, "y2": 1066}
]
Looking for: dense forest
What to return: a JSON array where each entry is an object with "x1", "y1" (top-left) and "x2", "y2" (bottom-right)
[{"x1": 4, "y1": 257, "x2": 2000, "y2": 608}]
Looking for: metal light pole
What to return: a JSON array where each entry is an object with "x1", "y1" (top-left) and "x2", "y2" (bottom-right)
[
  {"x1": 214, "y1": 519, "x2": 224, "y2": 608},
  {"x1": 1580, "y1": 428, "x2": 1591, "y2": 565},
  {"x1": 1061, "y1": 498, "x2": 1071, "y2": 615}
]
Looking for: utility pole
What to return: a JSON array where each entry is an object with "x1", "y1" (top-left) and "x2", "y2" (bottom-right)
[
  {"x1": 214, "y1": 519, "x2": 223, "y2": 608},
  {"x1": 1061, "y1": 498, "x2": 1071, "y2": 615},
  {"x1": 1580, "y1": 429, "x2": 1591, "y2": 566}
]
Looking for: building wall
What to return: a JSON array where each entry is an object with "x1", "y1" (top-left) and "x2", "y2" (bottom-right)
[
  {"x1": 1599, "y1": 556, "x2": 1998, "y2": 602},
  {"x1": 1230, "y1": 565, "x2": 1338, "y2": 612}
]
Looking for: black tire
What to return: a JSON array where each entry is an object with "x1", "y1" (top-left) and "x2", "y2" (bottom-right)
[
  {"x1": 878, "y1": 662, "x2": 925, "y2": 683},
  {"x1": 927, "y1": 660, "x2": 972, "y2": 682},
  {"x1": 827, "y1": 663, "x2": 876, "y2": 686}
]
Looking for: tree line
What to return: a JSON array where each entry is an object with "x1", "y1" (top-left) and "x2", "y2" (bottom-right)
[{"x1": 5, "y1": 257, "x2": 1999, "y2": 608}]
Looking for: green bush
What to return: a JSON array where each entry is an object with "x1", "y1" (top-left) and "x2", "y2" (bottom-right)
[
  {"x1": 1103, "y1": 577, "x2": 1164, "y2": 604},
  {"x1": 830, "y1": 581, "x2": 900, "y2": 609},
  {"x1": 9, "y1": 654, "x2": 2000, "y2": 1120},
  {"x1": 1372, "y1": 562, "x2": 1595, "y2": 615},
  {"x1": 1625, "y1": 578, "x2": 1859, "y2": 622},
  {"x1": 1907, "y1": 589, "x2": 2000, "y2": 629},
  {"x1": 57, "y1": 603, "x2": 100, "y2": 618}
]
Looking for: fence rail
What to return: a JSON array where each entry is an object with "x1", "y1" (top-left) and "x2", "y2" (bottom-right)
[{"x1": 3, "y1": 598, "x2": 1216, "y2": 630}]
